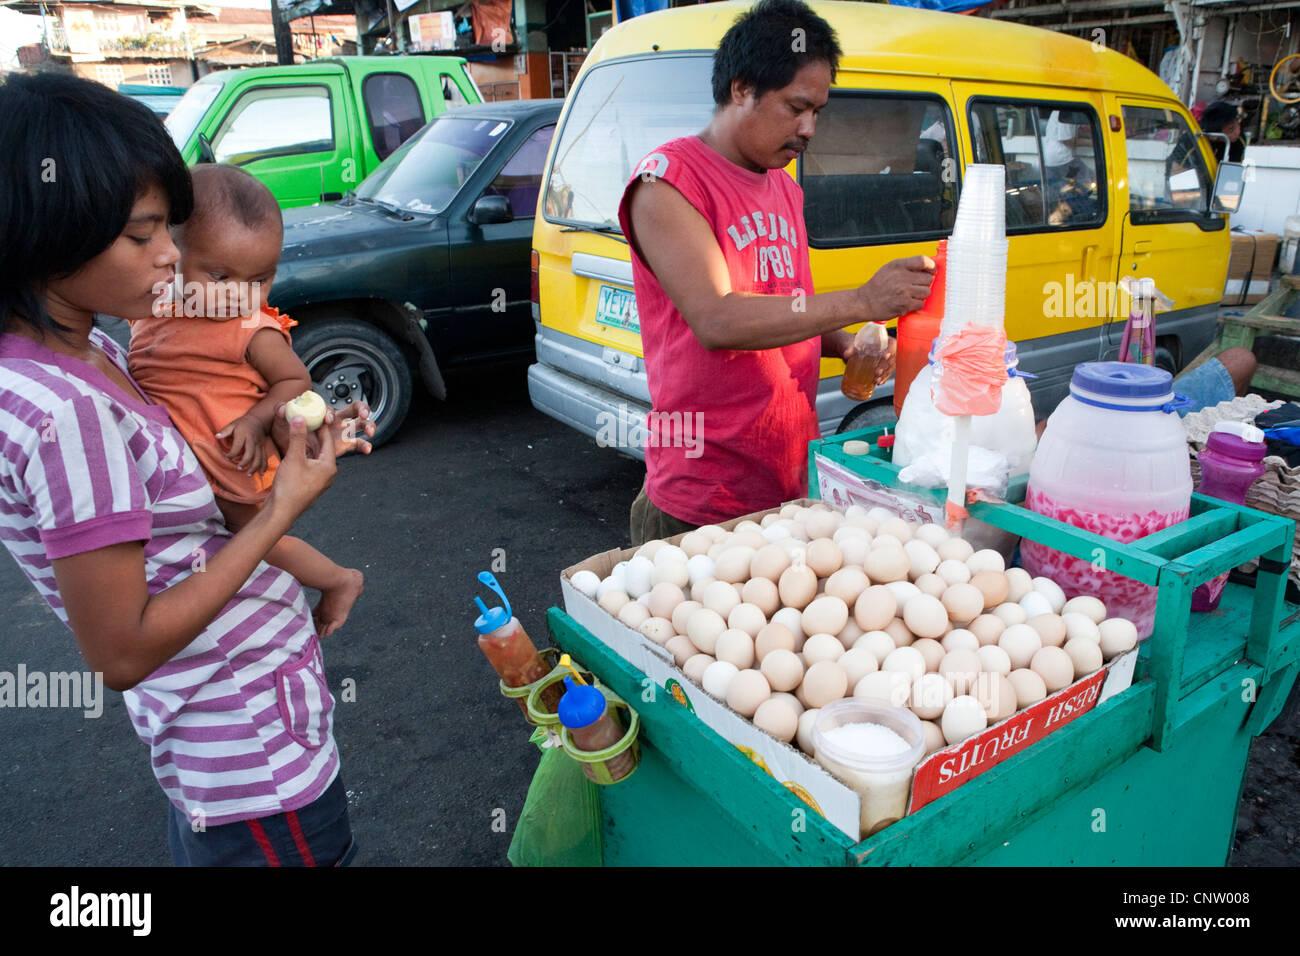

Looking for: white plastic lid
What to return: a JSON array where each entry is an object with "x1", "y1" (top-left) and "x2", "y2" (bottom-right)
[{"x1": 1212, "y1": 421, "x2": 1266, "y2": 443}]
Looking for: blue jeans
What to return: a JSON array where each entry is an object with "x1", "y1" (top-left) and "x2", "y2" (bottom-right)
[
  {"x1": 1172, "y1": 358, "x2": 1235, "y2": 416},
  {"x1": 167, "y1": 773, "x2": 357, "y2": 866}
]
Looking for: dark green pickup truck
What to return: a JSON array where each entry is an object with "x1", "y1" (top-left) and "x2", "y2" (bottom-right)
[{"x1": 165, "y1": 56, "x2": 482, "y2": 209}]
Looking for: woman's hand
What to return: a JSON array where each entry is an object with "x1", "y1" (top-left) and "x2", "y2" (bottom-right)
[
  {"x1": 264, "y1": 413, "x2": 337, "y2": 524},
  {"x1": 324, "y1": 401, "x2": 375, "y2": 457}
]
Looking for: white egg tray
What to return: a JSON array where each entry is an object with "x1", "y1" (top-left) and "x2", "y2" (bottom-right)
[{"x1": 560, "y1": 499, "x2": 1138, "y2": 844}]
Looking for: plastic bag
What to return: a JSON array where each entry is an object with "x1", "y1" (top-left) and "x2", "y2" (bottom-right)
[
  {"x1": 507, "y1": 745, "x2": 603, "y2": 867},
  {"x1": 932, "y1": 324, "x2": 1008, "y2": 416},
  {"x1": 897, "y1": 443, "x2": 1012, "y2": 499}
]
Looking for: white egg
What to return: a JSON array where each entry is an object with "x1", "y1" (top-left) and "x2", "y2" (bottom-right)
[
  {"x1": 966, "y1": 549, "x2": 1006, "y2": 575},
  {"x1": 571, "y1": 569, "x2": 601, "y2": 599},
  {"x1": 853, "y1": 670, "x2": 912, "y2": 708},
  {"x1": 686, "y1": 553, "x2": 716, "y2": 586},
  {"x1": 885, "y1": 580, "x2": 922, "y2": 612},
  {"x1": 802, "y1": 633, "x2": 847, "y2": 666},
  {"x1": 713, "y1": 546, "x2": 756, "y2": 584},
  {"x1": 701, "y1": 660, "x2": 740, "y2": 700},
  {"x1": 679, "y1": 531, "x2": 713, "y2": 558},
  {"x1": 998, "y1": 624, "x2": 1043, "y2": 670},
  {"x1": 1062, "y1": 595, "x2": 1107, "y2": 624},
  {"x1": 941, "y1": 695, "x2": 989, "y2": 745},
  {"x1": 1099, "y1": 618, "x2": 1139, "y2": 659},
  {"x1": 902, "y1": 594, "x2": 949, "y2": 639},
  {"x1": 761, "y1": 522, "x2": 792, "y2": 543},
  {"x1": 671, "y1": 600, "x2": 702, "y2": 635},
  {"x1": 596, "y1": 575, "x2": 626, "y2": 601},
  {"x1": 686, "y1": 607, "x2": 727, "y2": 654},
  {"x1": 1062, "y1": 612, "x2": 1101, "y2": 644},
  {"x1": 860, "y1": 630, "x2": 897, "y2": 664},
  {"x1": 635, "y1": 540, "x2": 667, "y2": 561},
  {"x1": 617, "y1": 601, "x2": 651, "y2": 629},
  {"x1": 625, "y1": 555, "x2": 655, "y2": 598},
  {"x1": 728, "y1": 602, "x2": 768, "y2": 638},
  {"x1": 904, "y1": 539, "x2": 941, "y2": 579},
  {"x1": 993, "y1": 602, "x2": 1028, "y2": 626},
  {"x1": 802, "y1": 595, "x2": 849, "y2": 638},
  {"x1": 837, "y1": 646, "x2": 878, "y2": 687},
  {"x1": 936, "y1": 537, "x2": 975, "y2": 564},
  {"x1": 913, "y1": 523, "x2": 951, "y2": 548},
  {"x1": 796, "y1": 708, "x2": 821, "y2": 755},
  {"x1": 1064, "y1": 637, "x2": 1104, "y2": 676},
  {"x1": 701, "y1": 580, "x2": 742, "y2": 619},
  {"x1": 1004, "y1": 567, "x2": 1034, "y2": 603},
  {"x1": 715, "y1": 628, "x2": 756, "y2": 669},
  {"x1": 653, "y1": 544, "x2": 687, "y2": 568},
  {"x1": 771, "y1": 606, "x2": 806, "y2": 641},
  {"x1": 598, "y1": 588, "x2": 630, "y2": 616},
  {"x1": 882, "y1": 645, "x2": 926, "y2": 683},
  {"x1": 650, "y1": 559, "x2": 689, "y2": 590},
  {"x1": 941, "y1": 628, "x2": 981, "y2": 654},
  {"x1": 1018, "y1": 590, "x2": 1054, "y2": 620},
  {"x1": 1031, "y1": 576, "x2": 1067, "y2": 614},
  {"x1": 936, "y1": 558, "x2": 973, "y2": 586},
  {"x1": 976, "y1": 644, "x2": 1012, "y2": 676}
]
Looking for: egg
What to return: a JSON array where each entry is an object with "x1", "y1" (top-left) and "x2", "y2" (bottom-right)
[
  {"x1": 910, "y1": 672, "x2": 954, "y2": 720},
  {"x1": 715, "y1": 628, "x2": 756, "y2": 669},
  {"x1": 972, "y1": 673, "x2": 1017, "y2": 722},
  {"x1": 779, "y1": 504, "x2": 803, "y2": 520},
  {"x1": 993, "y1": 602, "x2": 1028, "y2": 626},
  {"x1": 734, "y1": 520, "x2": 763, "y2": 535},
  {"x1": 837, "y1": 533, "x2": 871, "y2": 567},
  {"x1": 854, "y1": 586, "x2": 898, "y2": 631},
  {"x1": 1007, "y1": 668, "x2": 1047, "y2": 710},
  {"x1": 941, "y1": 695, "x2": 988, "y2": 745},
  {"x1": 618, "y1": 601, "x2": 651, "y2": 629},
  {"x1": 647, "y1": 581, "x2": 686, "y2": 621},
  {"x1": 679, "y1": 530, "x2": 713, "y2": 558},
  {"x1": 731, "y1": 530, "x2": 767, "y2": 552},
  {"x1": 1062, "y1": 612, "x2": 1101, "y2": 644},
  {"x1": 902, "y1": 594, "x2": 949, "y2": 639},
  {"x1": 713, "y1": 546, "x2": 756, "y2": 584},
  {"x1": 1026, "y1": 613, "x2": 1067, "y2": 648},
  {"x1": 1004, "y1": 567, "x2": 1034, "y2": 603},
  {"x1": 871, "y1": 533, "x2": 904, "y2": 551},
  {"x1": 701, "y1": 580, "x2": 742, "y2": 619},
  {"x1": 998, "y1": 623, "x2": 1043, "y2": 670},
  {"x1": 1099, "y1": 617, "x2": 1139, "y2": 659},
  {"x1": 682, "y1": 653, "x2": 714, "y2": 683},
  {"x1": 1063, "y1": 595, "x2": 1108, "y2": 624},
  {"x1": 670, "y1": 600, "x2": 702, "y2": 635},
  {"x1": 1018, "y1": 590, "x2": 1054, "y2": 620},
  {"x1": 884, "y1": 580, "x2": 922, "y2": 612},
  {"x1": 884, "y1": 617, "x2": 915, "y2": 647},
  {"x1": 749, "y1": 543, "x2": 791, "y2": 582},
  {"x1": 802, "y1": 633, "x2": 847, "y2": 666},
  {"x1": 837, "y1": 647, "x2": 879, "y2": 687},
  {"x1": 760, "y1": 648, "x2": 805, "y2": 692},
  {"x1": 883, "y1": 645, "x2": 926, "y2": 682},
  {"x1": 728, "y1": 602, "x2": 767, "y2": 638},
  {"x1": 639, "y1": 617, "x2": 676, "y2": 646},
  {"x1": 966, "y1": 549, "x2": 1006, "y2": 575},
  {"x1": 802, "y1": 595, "x2": 849, "y2": 638},
  {"x1": 914, "y1": 572, "x2": 948, "y2": 598},
  {"x1": 1031, "y1": 576, "x2": 1067, "y2": 614},
  {"x1": 707, "y1": 541, "x2": 729, "y2": 562},
  {"x1": 941, "y1": 583, "x2": 985, "y2": 625},
  {"x1": 752, "y1": 698, "x2": 799, "y2": 742},
  {"x1": 968, "y1": 614, "x2": 1006, "y2": 647},
  {"x1": 771, "y1": 607, "x2": 806, "y2": 644},
  {"x1": 938, "y1": 649, "x2": 982, "y2": 696},
  {"x1": 904, "y1": 539, "x2": 942, "y2": 579},
  {"x1": 837, "y1": 618, "x2": 864, "y2": 649},
  {"x1": 912, "y1": 637, "x2": 945, "y2": 673},
  {"x1": 686, "y1": 553, "x2": 716, "y2": 586},
  {"x1": 701, "y1": 660, "x2": 740, "y2": 700},
  {"x1": 804, "y1": 509, "x2": 842, "y2": 541},
  {"x1": 624, "y1": 555, "x2": 655, "y2": 598},
  {"x1": 860, "y1": 630, "x2": 897, "y2": 663},
  {"x1": 761, "y1": 522, "x2": 792, "y2": 543},
  {"x1": 725, "y1": 669, "x2": 771, "y2": 718},
  {"x1": 913, "y1": 523, "x2": 950, "y2": 549},
  {"x1": 596, "y1": 574, "x2": 626, "y2": 601},
  {"x1": 825, "y1": 566, "x2": 869, "y2": 605},
  {"x1": 571, "y1": 569, "x2": 601, "y2": 599},
  {"x1": 741, "y1": 577, "x2": 780, "y2": 617},
  {"x1": 941, "y1": 628, "x2": 980, "y2": 654},
  {"x1": 935, "y1": 558, "x2": 973, "y2": 586},
  {"x1": 806, "y1": 538, "x2": 844, "y2": 578},
  {"x1": 755, "y1": 622, "x2": 797, "y2": 662},
  {"x1": 796, "y1": 708, "x2": 821, "y2": 754},
  {"x1": 598, "y1": 588, "x2": 631, "y2": 616},
  {"x1": 853, "y1": 670, "x2": 912, "y2": 707},
  {"x1": 1030, "y1": 645, "x2": 1075, "y2": 692},
  {"x1": 864, "y1": 546, "x2": 910, "y2": 584},
  {"x1": 1064, "y1": 637, "x2": 1104, "y2": 677},
  {"x1": 690, "y1": 578, "x2": 716, "y2": 603},
  {"x1": 936, "y1": 537, "x2": 975, "y2": 564},
  {"x1": 685, "y1": 607, "x2": 727, "y2": 654},
  {"x1": 969, "y1": 570, "x2": 1010, "y2": 610},
  {"x1": 802, "y1": 661, "x2": 849, "y2": 707},
  {"x1": 771, "y1": 691, "x2": 804, "y2": 716},
  {"x1": 778, "y1": 565, "x2": 818, "y2": 610},
  {"x1": 976, "y1": 644, "x2": 1012, "y2": 676},
  {"x1": 866, "y1": 506, "x2": 897, "y2": 524},
  {"x1": 921, "y1": 719, "x2": 948, "y2": 755},
  {"x1": 697, "y1": 523, "x2": 728, "y2": 542},
  {"x1": 665, "y1": 635, "x2": 696, "y2": 668},
  {"x1": 635, "y1": 539, "x2": 667, "y2": 562},
  {"x1": 876, "y1": 517, "x2": 912, "y2": 543}
]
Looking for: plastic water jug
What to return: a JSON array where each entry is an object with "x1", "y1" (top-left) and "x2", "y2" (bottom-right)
[{"x1": 1021, "y1": 363, "x2": 1193, "y2": 639}]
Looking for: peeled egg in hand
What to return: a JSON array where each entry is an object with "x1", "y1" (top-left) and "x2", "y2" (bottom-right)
[{"x1": 285, "y1": 389, "x2": 327, "y2": 430}]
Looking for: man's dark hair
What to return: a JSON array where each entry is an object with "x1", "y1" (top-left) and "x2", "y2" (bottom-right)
[
  {"x1": 712, "y1": 0, "x2": 842, "y2": 107},
  {"x1": 1199, "y1": 100, "x2": 1239, "y2": 134},
  {"x1": 0, "y1": 72, "x2": 193, "y2": 337}
]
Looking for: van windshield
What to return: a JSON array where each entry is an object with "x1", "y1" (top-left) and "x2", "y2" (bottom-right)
[
  {"x1": 164, "y1": 77, "x2": 221, "y2": 152},
  {"x1": 544, "y1": 55, "x2": 715, "y2": 231}
]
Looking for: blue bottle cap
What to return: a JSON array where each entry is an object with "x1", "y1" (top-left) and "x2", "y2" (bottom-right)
[
  {"x1": 558, "y1": 676, "x2": 607, "y2": 730},
  {"x1": 473, "y1": 571, "x2": 513, "y2": 635},
  {"x1": 1070, "y1": 361, "x2": 1172, "y2": 399}
]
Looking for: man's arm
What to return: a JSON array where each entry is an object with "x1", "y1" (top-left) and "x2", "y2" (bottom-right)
[{"x1": 626, "y1": 177, "x2": 933, "y2": 352}]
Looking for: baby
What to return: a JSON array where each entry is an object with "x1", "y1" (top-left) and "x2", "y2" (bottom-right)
[{"x1": 129, "y1": 164, "x2": 364, "y2": 636}]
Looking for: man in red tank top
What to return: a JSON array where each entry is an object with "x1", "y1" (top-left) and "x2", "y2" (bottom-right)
[{"x1": 618, "y1": 0, "x2": 935, "y2": 544}]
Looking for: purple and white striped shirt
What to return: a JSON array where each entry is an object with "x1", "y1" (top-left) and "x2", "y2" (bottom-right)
[{"x1": 0, "y1": 328, "x2": 338, "y2": 827}]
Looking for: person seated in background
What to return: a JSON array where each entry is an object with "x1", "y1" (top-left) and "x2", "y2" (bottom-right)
[
  {"x1": 1199, "y1": 100, "x2": 1246, "y2": 164},
  {"x1": 1171, "y1": 347, "x2": 1258, "y2": 416}
]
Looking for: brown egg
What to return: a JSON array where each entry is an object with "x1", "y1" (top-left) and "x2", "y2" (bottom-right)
[
  {"x1": 902, "y1": 594, "x2": 949, "y2": 639},
  {"x1": 968, "y1": 613, "x2": 1006, "y2": 647},
  {"x1": 802, "y1": 595, "x2": 849, "y2": 639},
  {"x1": 914, "y1": 573, "x2": 948, "y2": 598},
  {"x1": 671, "y1": 599, "x2": 702, "y2": 635},
  {"x1": 778, "y1": 565, "x2": 818, "y2": 610},
  {"x1": 864, "y1": 546, "x2": 910, "y2": 584},
  {"x1": 647, "y1": 581, "x2": 686, "y2": 621},
  {"x1": 760, "y1": 649, "x2": 805, "y2": 692},
  {"x1": 1007, "y1": 668, "x2": 1047, "y2": 710},
  {"x1": 801, "y1": 660, "x2": 849, "y2": 707},
  {"x1": 940, "y1": 583, "x2": 985, "y2": 626},
  {"x1": 806, "y1": 538, "x2": 844, "y2": 578},
  {"x1": 970, "y1": 570, "x2": 1010, "y2": 610},
  {"x1": 972, "y1": 672, "x2": 1018, "y2": 722},
  {"x1": 741, "y1": 577, "x2": 780, "y2": 617},
  {"x1": 755, "y1": 622, "x2": 797, "y2": 662},
  {"x1": 726, "y1": 669, "x2": 771, "y2": 718},
  {"x1": 884, "y1": 617, "x2": 915, "y2": 647},
  {"x1": 825, "y1": 566, "x2": 869, "y2": 605},
  {"x1": 912, "y1": 637, "x2": 946, "y2": 673},
  {"x1": 854, "y1": 585, "x2": 898, "y2": 632},
  {"x1": 750, "y1": 543, "x2": 792, "y2": 583},
  {"x1": 752, "y1": 698, "x2": 799, "y2": 743},
  {"x1": 665, "y1": 635, "x2": 696, "y2": 668},
  {"x1": 1030, "y1": 645, "x2": 1074, "y2": 692},
  {"x1": 1027, "y1": 613, "x2": 1067, "y2": 648}
]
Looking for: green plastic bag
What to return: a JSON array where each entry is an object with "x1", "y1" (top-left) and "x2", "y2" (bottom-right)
[{"x1": 508, "y1": 744, "x2": 603, "y2": 867}]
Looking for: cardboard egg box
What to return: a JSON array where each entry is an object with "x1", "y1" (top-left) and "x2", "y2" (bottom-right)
[{"x1": 560, "y1": 498, "x2": 1138, "y2": 843}]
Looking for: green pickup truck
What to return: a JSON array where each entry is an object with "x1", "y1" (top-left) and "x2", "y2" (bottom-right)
[{"x1": 165, "y1": 56, "x2": 482, "y2": 209}]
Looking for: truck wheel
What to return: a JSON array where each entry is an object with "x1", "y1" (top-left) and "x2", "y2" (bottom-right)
[
  {"x1": 292, "y1": 319, "x2": 412, "y2": 448},
  {"x1": 837, "y1": 399, "x2": 897, "y2": 435}
]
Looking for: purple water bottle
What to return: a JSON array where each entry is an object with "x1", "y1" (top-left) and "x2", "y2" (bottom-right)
[{"x1": 1191, "y1": 422, "x2": 1268, "y2": 612}]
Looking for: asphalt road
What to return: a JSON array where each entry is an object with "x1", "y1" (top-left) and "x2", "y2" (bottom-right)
[{"x1": 0, "y1": 339, "x2": 1296, "y2": 866}]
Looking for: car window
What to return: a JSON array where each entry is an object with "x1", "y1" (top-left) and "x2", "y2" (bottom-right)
[
  {"x1": 1122, "y1": 105, "x2": 1212, "y2": 217},
  {"x1": 544, "y1": 55, "x2": 715, "y2": 229},
  {"x1": 483, "y1": 124, "x2": 555, "y2": 218},
  {"x1": 356, "y1": 114, "x2": 512, "y2": 214},
  {"x1": 164, "y1": 77, "x2": 220, "y2": 151},
  {"x1": 969, "y1": 100, "x2": 1105, "y2": 231},
  {"x1": 363, "y1": 73, "x2": 425, "y2": 161},
  {"x1": 801, "y1": 94, "x2": 958, "y2": 246},
  {"x1": 442, "y1": 73, "x2": 470, "y2": 108},
  {"x1": 212, "y1": 85, "x2": 333, "y2": 164}
]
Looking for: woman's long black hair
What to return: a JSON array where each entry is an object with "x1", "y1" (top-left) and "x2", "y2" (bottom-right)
[{"x1": 0, "y1": 71, "x2": 193, "y2": 336}]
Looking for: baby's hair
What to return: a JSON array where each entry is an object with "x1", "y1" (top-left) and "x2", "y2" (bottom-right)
[
  {"x1": 0, "y1": 72, "x2": 192, "y2": 337},
  {"x1": 179, "y1": 165, "x2": 283, "y2": 244}
]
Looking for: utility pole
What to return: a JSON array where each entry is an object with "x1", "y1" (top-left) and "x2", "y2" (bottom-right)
[{"x1": 272, "y1": 0, "x2": 294, "y2": 64}]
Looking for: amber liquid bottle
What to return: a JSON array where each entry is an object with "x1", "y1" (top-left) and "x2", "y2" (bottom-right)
[{"x1": 474, "y1": 572, "x2": 563, "y2": 717}]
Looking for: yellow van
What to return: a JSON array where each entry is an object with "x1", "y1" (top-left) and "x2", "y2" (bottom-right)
[{"x1": 527, "y1": 1, "x2": 1238, "y2": 448}]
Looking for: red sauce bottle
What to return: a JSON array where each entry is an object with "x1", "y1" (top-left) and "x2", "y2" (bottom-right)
[{"x1": 473, "y1": 571, "x2": 562, "y2": 717}]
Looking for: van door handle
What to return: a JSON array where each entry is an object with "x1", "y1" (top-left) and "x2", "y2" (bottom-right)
[
  {"x1": 1081, "y1": 243, "x2": 1097, "y2": 278},
  {"x1": 1132, "y1": 239, "x2": 1153, "y2": 254},
  {"x1": 321, "y1": 192, "x2": 343, "y2": 202}
]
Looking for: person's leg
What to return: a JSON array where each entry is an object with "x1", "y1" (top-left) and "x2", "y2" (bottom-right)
[
  {"x1": 1216, "y1": 346, "x2": 1257, "y2": 395},
  {"x1": 1172, "y1": 356, "x2": 1239, "y2": 416},
  {"x1": 629, "y1": 481, "x2": 698, "y2": 546}
]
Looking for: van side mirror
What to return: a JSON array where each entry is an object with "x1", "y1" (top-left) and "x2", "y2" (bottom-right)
[
  {"x1": 470, "y1": 195, "x2": 513, "y2": 225},
  {"x1": 197, "y1": 132, "x2": 216, "y2": 165},
  {"x1": 1210, "y1": 161, "x2": 1245, "y2": 215}
]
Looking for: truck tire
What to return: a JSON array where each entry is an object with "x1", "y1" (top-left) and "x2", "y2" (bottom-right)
[
  {"x1": 837, "y1": 399, "x2": 897, "y2": 435},
  {"x1": 292, "y1": 318, "x2": 413, "y2": 448}
]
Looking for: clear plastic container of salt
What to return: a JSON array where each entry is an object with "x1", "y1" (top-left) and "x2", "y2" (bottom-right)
[{"x1": 812, "y1": 699, "x2": 926, "y2": 837}]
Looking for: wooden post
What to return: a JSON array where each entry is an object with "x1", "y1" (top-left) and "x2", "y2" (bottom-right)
[{"x1": 272, "y1": 0, "x2": 295, "y2": 65}]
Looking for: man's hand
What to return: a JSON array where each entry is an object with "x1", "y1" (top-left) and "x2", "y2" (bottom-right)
[
  {"x1": 857, "y1": 256, "x2": 935, "y2": 323},
  {"x1": 216, "y1": 414, "x2": 270, "y2": 475},
  {"x1": 875, "y1": 335, "x2": 898, "y2": 385}
]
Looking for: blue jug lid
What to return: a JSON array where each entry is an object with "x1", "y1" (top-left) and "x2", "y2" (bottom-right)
[
  {"x1": 1071, "y1": 362, "x2": 1172, "y2": 400},
  {"x1": 558, "y1": 676, "x2": 607, "y2": 729}
]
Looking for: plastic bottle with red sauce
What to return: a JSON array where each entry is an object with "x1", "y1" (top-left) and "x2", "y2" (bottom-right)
[
  {"x1": 558, "y1": 676, "x2": 637, "y2": 783},
  {"x1": 473, "y1": 571, "x2": 562, "y2": 717},
  {"x1": 1191, "y1": 422, "x2": 1268, "y2": 611}
]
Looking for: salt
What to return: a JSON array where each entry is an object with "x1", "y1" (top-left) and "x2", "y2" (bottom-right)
[{"x1": 823, "y1": 721, "x2": 910, "y2": 758}]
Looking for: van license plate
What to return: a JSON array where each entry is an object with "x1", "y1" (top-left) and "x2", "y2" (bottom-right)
[{"x1": 595, "y1": 285, "x2": 639, "y2": 335}]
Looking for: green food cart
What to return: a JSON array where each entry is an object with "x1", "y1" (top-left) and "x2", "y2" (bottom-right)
[{"x1": 541, "y1": 427, "x2": 1298, "y2": 866}]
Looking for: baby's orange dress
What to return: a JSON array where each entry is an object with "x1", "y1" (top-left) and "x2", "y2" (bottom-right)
[{"x1": 128, "y1": 306, "x2": 298, "y2": 505}]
